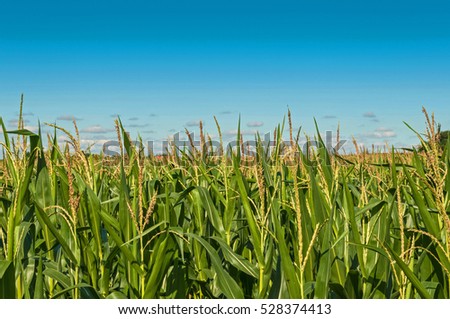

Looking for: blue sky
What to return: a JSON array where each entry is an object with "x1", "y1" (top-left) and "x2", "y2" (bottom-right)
[{"x1": 1, "y1": 0, "x2": 450, "y2": 152}]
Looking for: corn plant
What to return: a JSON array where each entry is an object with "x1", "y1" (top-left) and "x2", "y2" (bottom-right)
[{"x1": 0, "y1": 106, "x2": 449, "y2": 299}]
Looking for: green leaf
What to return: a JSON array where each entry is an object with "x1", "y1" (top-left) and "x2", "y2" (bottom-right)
[
  {"x1": 186, "y1": 233, "x2": 244, "y2": 298},
  {"x1": 272, "y1": 203, "x2": 301, "y2": 298},
  {"x1": 211, "y1": 236, "x2": 258, "y2": 278},
  {"x1": 197, "y1": 187, "x2": 225, "y2": 235},
  {"x1": 144, "y1": 232, "x2": 175, "y2": 298},
  {"x1": 98, "y1": 211, "x2": 145, "y2": 276},
  {"x1": 343, "y1": 179, "x2": 367, "y2": 279},
  {"x1": 6, "y1": 129, "x2": 38, "y2": 136},
  {"x1": 315, "y1": 217, "x2": 333, "y2": 298},
  {"x1": 403, "y1": 166, "x2": 439, "y2": 236},
  {"x1": 34, "y1": 170, "x2": 78, "y2": 265},
  {"x1": 352, "y1": 242, "x2": 432, "y2": 299},
  {"x1": 51, "y1": 284, "x2": 101, "y2": 299},
  {"x1": 0, "y1": 260, "x2": 15, "y2": 298},
  {"x1": 33, "y1": 256, "x2": 44, "y2": 299},
  {"x1": 43, "y1": 268, "x2": 71, "y2": 289},
  {"x1": 233, "y1": 162, "x2": 263, "y2": 264}
]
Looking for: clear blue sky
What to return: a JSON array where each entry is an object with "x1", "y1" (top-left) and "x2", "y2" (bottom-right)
[{"x1": 1, "y1": 0, "x2": 450, "y2": 152}]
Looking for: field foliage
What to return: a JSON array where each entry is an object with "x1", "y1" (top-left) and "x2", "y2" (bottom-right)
[{"x1": 1, "y1": 108, "x2": 449, "y2": 299}]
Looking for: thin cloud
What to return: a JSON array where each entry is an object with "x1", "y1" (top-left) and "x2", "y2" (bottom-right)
[
  {"x1": 8, "y1": 119, "x2": 30, "y2": 127},
  {"x1": 186, "y1": 120, "x2": 202, "y2": 127},
  {"x1": 128, "y1": 124, "x2": 148, "y2": 128},
  {"x1": 80, "y1": 125, "x2": 115, "y2": 134},
  {"x1": 247, "y1": 121, "x2": 264, "y2": 127},
  {"x1": 363, "y1": 112, "x2": 377, "y2": 118},
  {"x1": 143, "y1": 130, "x2": 156, "y2": 134},
  {"x1": 110, "y1": 113, "x2": 120, "y2": 118},
  {"x1": 83, "y1": 134, "x2": 112, "y2": 140},
  {"x1": 57, "y1": 115, "x2": 83, "y2": 121},
  {"x1": 129, "y1": 117, "x2": 139, "y2": 121},
  {"x1": 149, "y1": 113, "x2": 157, "y2": 117},
  {"x1": 220, "y1": 111, "x2": 233, "y2": 115},
  {"x1": 323, "y1": 115, "x2": 337, "y2": 119},
  {"x1": 15, "y1": 112, "x2": 34, "y2": 117}
]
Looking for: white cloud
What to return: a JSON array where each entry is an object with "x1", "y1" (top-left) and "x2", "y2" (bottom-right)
[
  {"x1": 364, "y1": 127, "x2": 397, "y2": 138},
  {"x1": 80, "y1": 139, "x2": 111, "y2": 147},
  {"x1": 80, "y1": 139, "x2": 113, "y2": 153},
  {"x1": 83, "y1": 134, "x2": 113, "y2": 140},
  {"x1": 55, "y1": 136, "x2": 112, "y2": 152}
]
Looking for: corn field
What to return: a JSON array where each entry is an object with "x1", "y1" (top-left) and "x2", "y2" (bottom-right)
[{"x1": 0, "y1": 109, "x2": 449, "y2": 299}]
